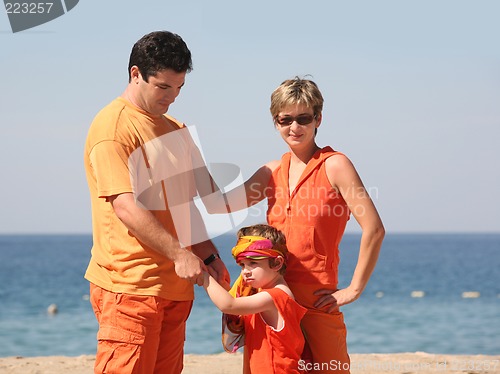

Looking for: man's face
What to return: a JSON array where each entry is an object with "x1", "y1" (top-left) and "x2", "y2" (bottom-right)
[{"x1": 131, "y1": 67, "x2": 186, "y2": 115}]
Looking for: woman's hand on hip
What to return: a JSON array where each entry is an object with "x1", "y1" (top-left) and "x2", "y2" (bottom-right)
[{"x1": 313, "y1": 287, "x2": 360, "y2": 313}]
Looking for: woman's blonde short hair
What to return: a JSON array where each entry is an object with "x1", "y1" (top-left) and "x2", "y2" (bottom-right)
[{"x1": 270, "y1": 76, "x2": 324, "y2": 118}]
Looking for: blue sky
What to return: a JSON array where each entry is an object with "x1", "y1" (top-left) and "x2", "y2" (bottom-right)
[{"x1": 1, "y1": 1, "x2": 499, "y2": 234}]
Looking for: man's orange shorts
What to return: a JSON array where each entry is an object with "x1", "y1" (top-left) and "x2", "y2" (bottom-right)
[{"x1": 90, "y1": 283, "x2": 193, "y2": 374}]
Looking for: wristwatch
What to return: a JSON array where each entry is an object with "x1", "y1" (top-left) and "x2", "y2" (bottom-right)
[{"x1": 203, "y1": 253, "x2": 221, "y2": 266}]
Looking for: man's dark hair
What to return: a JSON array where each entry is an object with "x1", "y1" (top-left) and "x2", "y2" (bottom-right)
[{"x1": 128, "y1": 31, "x2": 193, "y2": 82}]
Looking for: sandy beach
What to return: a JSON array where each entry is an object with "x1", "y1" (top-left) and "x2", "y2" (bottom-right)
[{"x1": 1, "y1": 353, "x2": 499, "y2": 373}]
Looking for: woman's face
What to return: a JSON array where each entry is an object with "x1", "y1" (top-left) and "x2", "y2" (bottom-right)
[{"x1": 275, "y1": 103, "x2": 321, "y2": 148}]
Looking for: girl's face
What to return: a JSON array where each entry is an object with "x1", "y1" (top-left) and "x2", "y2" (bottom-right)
[
  {"x1": 238, "y1": 258, "x2": 280, "y2": 289},
  {"x1": 275, "y1": 103, "x2": 321, "y2": 148}
]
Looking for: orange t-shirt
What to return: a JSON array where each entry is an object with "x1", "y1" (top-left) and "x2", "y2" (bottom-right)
[
  {"x1": 244, "y1": 288, "x2": 307, "y2": 374},
  {"x1": 84, "y1": 97, "x2": 199, "y2": 301},
  {"x1": 266, "y1": 147, "x2": 350, "y2": 292}
]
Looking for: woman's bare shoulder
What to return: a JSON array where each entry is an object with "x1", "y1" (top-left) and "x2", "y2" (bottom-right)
[
  {"x1": 326, "y1": 152, "x2": 353, "y2": 167},
  {"x1": 325, "y1": 152, "x2": 361, "y2": 188}
]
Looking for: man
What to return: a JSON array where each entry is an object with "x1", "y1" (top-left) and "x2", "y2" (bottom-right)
[{"x1": 84, "y1": 31, "x2": 230, "y2": 374}]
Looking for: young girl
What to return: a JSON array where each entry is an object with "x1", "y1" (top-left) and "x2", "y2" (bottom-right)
[{"x1": 202, "y1": 224, "x2": 307, "y2": 374}]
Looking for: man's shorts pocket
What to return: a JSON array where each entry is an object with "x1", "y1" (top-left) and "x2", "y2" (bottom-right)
[{"x1": 97, "y1": 325, "x2": 145, "y2": 345}]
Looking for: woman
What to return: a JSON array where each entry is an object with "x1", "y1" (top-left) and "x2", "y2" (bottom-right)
[{"x1": 205, "y1": 77, "x2": 384, "y2": 373}]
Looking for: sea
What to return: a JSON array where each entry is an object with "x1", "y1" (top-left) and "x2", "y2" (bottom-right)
[{"x1": 0, "y1": 233, "x2": 499, "y2": 358}]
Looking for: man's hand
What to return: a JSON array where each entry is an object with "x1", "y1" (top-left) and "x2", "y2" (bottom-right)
[
  {"x1": 190, "y1": 240, "x2": 230, "y2": 289},
  {"x1": 173, "y1": 250, "x2": 205, "y2": 286}
]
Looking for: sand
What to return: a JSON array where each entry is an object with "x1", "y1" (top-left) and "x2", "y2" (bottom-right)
[{"x1": 1, "y1": 352, "x2": 499, "y2": 373}]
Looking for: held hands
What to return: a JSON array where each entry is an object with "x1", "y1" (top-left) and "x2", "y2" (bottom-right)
[
  {"x1": 173, "y1": 250, "x2": 205, "y2": 286},
  {"x1": 313, "y1": 287, "x2": 361, "y2": 313},
  {"x1": 173, "y1": 249, "x2": 231, "y2": 289},
  {"x1": 206, "y1": 258, "x2": 231, "y2": 291}
]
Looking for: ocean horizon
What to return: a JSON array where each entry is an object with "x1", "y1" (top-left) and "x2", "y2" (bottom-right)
[{"x1": 0, "y1": 232, "x2": 499, "y2": 357}]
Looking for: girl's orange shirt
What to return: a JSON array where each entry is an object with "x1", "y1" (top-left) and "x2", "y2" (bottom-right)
[{"x1": 244, "y1": 287, "x2": 307, "y2": 374}]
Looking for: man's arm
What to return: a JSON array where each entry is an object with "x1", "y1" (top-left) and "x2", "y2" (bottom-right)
[{"x1": 109, "y1": 192, "x2": 205, "y2": 286}]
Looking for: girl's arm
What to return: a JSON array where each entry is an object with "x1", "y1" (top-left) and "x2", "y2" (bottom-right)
[{"x1": 203, "y1": 272, "x2": 275, "y2": 315}]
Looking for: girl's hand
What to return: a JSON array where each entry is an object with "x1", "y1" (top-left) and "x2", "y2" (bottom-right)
[{"x1": 207, "y1": 259, "x2": 231, "y2": 290}]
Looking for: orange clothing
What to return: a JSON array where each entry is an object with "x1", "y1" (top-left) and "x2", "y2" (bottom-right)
[
  {"x1": 243, "y1": 288, "x2": 307, "y2": 374},
  {"x1": 90, "y1": 284, "x2": 192, "y2": 374},
  {"x1": 84, "y1": 97, "x2": 196, "y2": 301},
  {"x1": 266, "y1": 146, "x2": 350, "y2": 287},
  {"x1": 289, "y1": 283, "x2": 350, "y2": 374},
  {"x1": 266, "y1": 147, "x2": 351, "y2": 373}
]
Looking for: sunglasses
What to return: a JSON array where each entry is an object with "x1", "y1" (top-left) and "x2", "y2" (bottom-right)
[{"x1": 274, "y1": 114, "x2": 316, "y2": 127}]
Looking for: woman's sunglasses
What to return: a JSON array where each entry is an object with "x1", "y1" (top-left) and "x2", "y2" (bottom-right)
[{"x1": 274, "y1": 114, "x2": 316, "y2": 127}]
